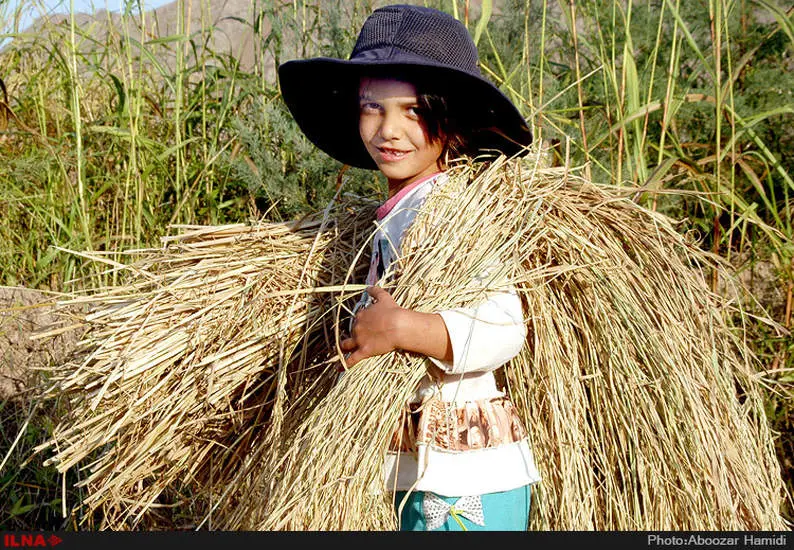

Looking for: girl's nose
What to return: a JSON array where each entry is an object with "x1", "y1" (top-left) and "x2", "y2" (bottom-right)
[{"x1": 378, "y1": 109, "x2": 401, "y2": 141}]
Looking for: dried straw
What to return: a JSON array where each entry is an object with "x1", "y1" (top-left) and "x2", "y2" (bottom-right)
[
  {"x1": 33, "y1": 197, "x2": 376, "y2": 529},
  {"x1": 213, "y1": 152, "x2": 786, "y2": 530},
  {"x1": 35, "y1": 151, "x2": 787, "y2": 530}
]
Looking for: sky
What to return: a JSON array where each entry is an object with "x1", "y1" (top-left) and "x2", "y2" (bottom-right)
[{"x1": 2, "y1": 0, "x2": 174, "y2": 33}]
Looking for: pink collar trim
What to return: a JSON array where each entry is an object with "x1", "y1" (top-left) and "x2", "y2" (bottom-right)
[{"x1": 376, "y1": 172, "x2": 443, "y2": 220}]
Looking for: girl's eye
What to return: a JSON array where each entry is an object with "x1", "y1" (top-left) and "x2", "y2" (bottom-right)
[
  {"x1": 360, "y1": 102, "x2": 381, "y2": 113},
  {"x1": 406, "y1": 106, "x2": 420, "y2": 119}
]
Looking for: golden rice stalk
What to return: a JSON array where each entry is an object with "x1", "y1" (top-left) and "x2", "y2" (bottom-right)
[
  {"x1": 33, "y1": 197, "x2": 376, "y2": 529},
  {"x1": 504, "y1": 183, "x2": 784, "y2": 530},
  {"x1": 224, "y1": 153, "x2": 786, "y2": 530}
]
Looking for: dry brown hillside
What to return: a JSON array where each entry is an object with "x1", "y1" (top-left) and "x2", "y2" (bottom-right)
[{"x1": 16, "y1": 0, "x2": 495, "y2": 81}]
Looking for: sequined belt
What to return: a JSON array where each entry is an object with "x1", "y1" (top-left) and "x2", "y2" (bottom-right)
[{"x1": 389, "y1": 395, "x2": 528, "y2": 453}]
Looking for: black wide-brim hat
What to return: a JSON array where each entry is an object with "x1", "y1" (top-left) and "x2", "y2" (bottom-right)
[{"x1": 278, "y1": 4, "x2": 533, "y2": 170}]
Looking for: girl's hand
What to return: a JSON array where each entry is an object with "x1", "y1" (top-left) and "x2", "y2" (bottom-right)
[
  {"x1": 339, "y1": 286, "x2": 454, "y2": 369},
  {"x1": 340, "y1": 286, "x2": 404, "y2": 368}
]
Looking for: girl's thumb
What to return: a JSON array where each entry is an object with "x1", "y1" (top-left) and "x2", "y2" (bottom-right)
[{"x1": 367, "y1": 286, "x2": 389, "y2": 302}]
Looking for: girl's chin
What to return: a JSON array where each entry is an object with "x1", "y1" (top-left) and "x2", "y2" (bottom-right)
[
  {"x1": 376, "y1": 160, "x2": 405, "y2": 173},
  {"x1": 379, "y1": 166, "x2": 421, "y2": 183}
]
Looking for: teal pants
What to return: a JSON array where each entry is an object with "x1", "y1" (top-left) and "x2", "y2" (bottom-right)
[{"x1": 394, "y1": 485, "x2": 531, "y2": 531}]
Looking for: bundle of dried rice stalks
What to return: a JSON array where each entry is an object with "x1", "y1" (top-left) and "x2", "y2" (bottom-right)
[
  {"x1": 215, "y1": 153, "x2": 786, "y2": 530},
  {"x1": 32, "y1": 197, "x2": 376, "y2": 529}
]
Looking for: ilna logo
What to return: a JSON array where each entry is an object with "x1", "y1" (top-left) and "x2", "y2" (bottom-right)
[{"x1": 3, "y1": 534, "x2": 62, "y2": 548}]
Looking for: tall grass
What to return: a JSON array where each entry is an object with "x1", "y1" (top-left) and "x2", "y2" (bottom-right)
[
  {"x1": 0, "y1": 0, "x2": 379, "y2": 289},
  {"x1": 1, "y1": 0, "x2": 793, "y2": 528},
  {"x1": 475, "y1": 0, "x2": 794, "y2": 516}
]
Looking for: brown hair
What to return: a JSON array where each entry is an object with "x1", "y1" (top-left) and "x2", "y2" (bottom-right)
[{"x1": 414, "y1": 88, "x2": 469, "y2": 167}]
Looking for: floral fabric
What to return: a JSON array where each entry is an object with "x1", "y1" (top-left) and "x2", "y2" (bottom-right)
[{"x1": 390, "y1": 396, "x2": 527, "y2": 453}]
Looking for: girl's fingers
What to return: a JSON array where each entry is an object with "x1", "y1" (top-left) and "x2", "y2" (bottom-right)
[
  {"x1": 345, "y1": 351, "x2": 362, "y2": 368},
  {"x1": 340, "y1": 338, "x2": 356, "y2": 352},
  {"x1": 339, "y1": 338, "x2": 356, "y2": 351},
  {"x1": 340, "y1": 338, "x2": 367, "y2": 367}
]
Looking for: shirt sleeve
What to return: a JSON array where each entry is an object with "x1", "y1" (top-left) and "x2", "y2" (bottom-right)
[{"x1": 428, "y1": 289, "x2": 527, "y2": 375}]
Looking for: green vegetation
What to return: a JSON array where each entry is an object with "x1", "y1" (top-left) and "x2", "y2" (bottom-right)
[{"x1": 1, "y1": 0, "x2": 793, "y2": 529}]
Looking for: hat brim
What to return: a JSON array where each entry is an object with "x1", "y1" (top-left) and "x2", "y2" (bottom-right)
[{"x1": 278, "y1": 57, "x2": 533, "y2": 170}]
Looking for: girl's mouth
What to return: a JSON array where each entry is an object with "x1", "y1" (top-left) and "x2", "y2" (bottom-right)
[{"x1": 377, "y1": 147, "x2": 411, "y2": 162}]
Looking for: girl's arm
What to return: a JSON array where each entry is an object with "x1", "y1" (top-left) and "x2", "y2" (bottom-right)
[
  {"x1": 340, "y1": 286, "x2": 453, "y2": 368},
  {"x1": 430, "y1": 290, "x2": 526, "y2": 374},
  {"x1": 340, "y1": 286, "x2": 526, "y2": 371}
]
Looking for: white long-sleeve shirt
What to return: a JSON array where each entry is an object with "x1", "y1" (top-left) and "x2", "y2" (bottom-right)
[{"x1": 357, "y1": 172, "x2": 541, "y2": 496}]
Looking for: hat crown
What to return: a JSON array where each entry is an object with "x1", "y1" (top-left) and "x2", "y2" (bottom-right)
[{"x1": 350, "y1": 5, "x2": 480, "y2": 76}]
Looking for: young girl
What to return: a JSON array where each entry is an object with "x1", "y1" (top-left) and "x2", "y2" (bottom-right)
[{"x1": 278, "y1": 4, "x2": 541, "y2": 531}]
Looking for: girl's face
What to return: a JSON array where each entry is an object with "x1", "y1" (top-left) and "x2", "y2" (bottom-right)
[{"x1": 358, "y1": 77, "x2": 444, "y2": 196}]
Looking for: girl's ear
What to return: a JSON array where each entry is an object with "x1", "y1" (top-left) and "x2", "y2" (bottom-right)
[
  {"x1": 436, "y1": 130, "x2": 450, "y2": 170},
  {"x1": 438, "y1": 149, "x2": 449, "y2": 170}
]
